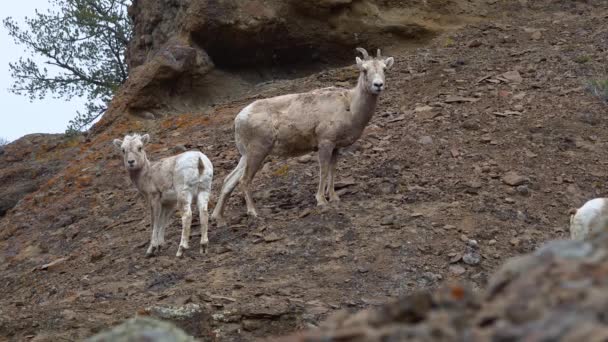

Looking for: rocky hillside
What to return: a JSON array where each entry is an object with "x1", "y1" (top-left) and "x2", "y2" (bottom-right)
[{"x1": 1, "y1": 0, "x2": 608, "y2": 341}]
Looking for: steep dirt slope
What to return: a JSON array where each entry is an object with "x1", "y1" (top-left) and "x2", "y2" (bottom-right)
[
  {"x1": 0, "y1": 134, "x2": 82, "y2": 217},
  {"x1": 1, "y1": 0, "x2": 608, "y2": 341}
]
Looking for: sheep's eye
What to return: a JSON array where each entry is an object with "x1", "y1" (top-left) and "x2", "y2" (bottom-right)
[
  {"x1": 138, "y1": 147, "x2": 142, "y2": 152},
  {"x1": 122, "y1": 149, "x2": 125, "y2": 153}
]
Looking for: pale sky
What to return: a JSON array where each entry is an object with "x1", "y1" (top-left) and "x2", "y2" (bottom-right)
[{"x1": 0, "y1": 1, "x2": 86, "y2": 142}]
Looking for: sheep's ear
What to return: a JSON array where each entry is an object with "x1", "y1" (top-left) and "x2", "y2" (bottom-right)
[
  {"x1": 141, "y1": 134, "x2": 150, "y2": 144},
  {"x1": 384, "y1": 57, "x2": 394, "y2": 69},
  {"x1": 113, "y1": 139, "x2": 123, "y2": 150},
  {"x1": 356, "y1": 57, "x2": 364, "y2": 70}
]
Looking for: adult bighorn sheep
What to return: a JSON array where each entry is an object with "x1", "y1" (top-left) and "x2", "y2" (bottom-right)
[
  {"x1": 212, "y1": 47, "x2": 394, "y2": 226},
  {"x1": 570, "y1": 198, "x2": 608, "y2": 240},
  {"x1": 113, "y1": 134, "x2": 214, "y2": 257}
]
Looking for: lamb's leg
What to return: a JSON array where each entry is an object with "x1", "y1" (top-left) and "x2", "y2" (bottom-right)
[
  {"x1": 157, "y1": 204, "x2": 174, "y2": 250},
  {"x1": 176, "y1": 194, "x2": 193, "y2": 258},
  {"x1": 211, "y1": 156, "x2": 246, "y2": 227},
  {"x1": 327, "y1": 149, "x2": 340, "y2": 203},
  {"x1": 240, "y1": 151, "x2": 267, "y2": 217},
  {"x1": 316, "y1": 142, "x2": 334, "y2": 206},
  {"x1": 197, "y1": 180, "x2": 212, "y2": 254},
  {"x1": 146, "y1": 200, "x2": 162, "y2": 257}
]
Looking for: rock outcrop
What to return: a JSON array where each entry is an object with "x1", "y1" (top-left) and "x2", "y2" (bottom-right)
[{"x1": 114, "y1": 0, "x2": 485, "y2": 116}]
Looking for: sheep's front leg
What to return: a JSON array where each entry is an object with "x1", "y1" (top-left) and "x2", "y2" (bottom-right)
[
  {"x1": 146, "y1": 199, "x2": 162, "y2": 257},
  {"x1": 176, "y1": 194, "x2": 193, "y2": 258},
  {"x1": 326, "y1": 149, "x2": 340, "y2": 203},
  {"x1": 316, "y1": 142, "x2": 334, "y2": 206}
]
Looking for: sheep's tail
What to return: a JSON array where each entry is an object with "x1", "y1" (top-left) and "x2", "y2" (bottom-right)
[{"x1": 198, "y1": 153, "x2": 214, "y2": 186}]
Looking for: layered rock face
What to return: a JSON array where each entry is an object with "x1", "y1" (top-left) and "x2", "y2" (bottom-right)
[{"x1": 116, "y1": 0, "x2": 483, "y2": 116}]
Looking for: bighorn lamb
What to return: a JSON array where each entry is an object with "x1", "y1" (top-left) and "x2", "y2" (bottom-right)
[
  {"x1": 212, "y1": 47, "x2": 394, "y2": 226},
  {"x1": 113, "y1": 134, "x2": 214, "y2": 257},
  {"x1": 570, "y1": 198, "x2": 608, "y2": 240}
]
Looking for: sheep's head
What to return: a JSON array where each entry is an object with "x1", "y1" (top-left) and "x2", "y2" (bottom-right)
[
  {"x1": 355, "y1": 47, "x2": 394, "y2": 95},
  {"x1": 113, "y1": 133, "x2": 150, "y2": 171}
]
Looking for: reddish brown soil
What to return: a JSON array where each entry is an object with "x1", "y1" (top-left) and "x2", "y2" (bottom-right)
[{"x1": 1, "y1": 1, "x2": 608, "y2": 341}]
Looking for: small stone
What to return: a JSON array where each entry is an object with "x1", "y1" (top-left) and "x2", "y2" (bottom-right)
[
  {"x1": 505, "y1": 197, "x2": 515, "y2": 204},
  {"x1": 480, "y1": 135, "x2": 493, "y2": 143},
  {"x1": 462, "y1": 120, "x2": 480, "y2": 130},
  {"x1": 263, "y1": 233, "x2": 283, "y2": 243},
  {"x1": 172, "y1": 145, "x2": 187, "y2": 153},
  {"x1": 297, "y1": 155, "x2": 312, "y2": 163},
  {"x1": 419, "y1": 136, "x2": 433, "y2": 145},
  {"x1": 468, "y1": 39, "x2": 483, "y2": 48},
  {"x1": 90, "y1": 249, "x2": 104, "y2": 263},
  {"x1": 449, "y1": 254, "x2": 462, "y2": 263},
  {"x1": 517, "y1": 185, "x2": 530, "y2": 196},
  {"x1": 510, "y1": 238, "x2": 521, "y2": 246},
  {"x1": 449, "y1": 265, "x2": 466, "y2": 275},
  {"x1": 531, "y1": 31, "x2": 542, "y2": 40},
  {"x1": 299, "y1": 209, "x2": 312, "y2": 218},
  {"x1": 39, "y1": 257, "x2": 68, "y2": 271},
  {"x1": 415, "y1": 105, "x2": 434, "y2": 112},
  {"x1": 502, "y1": 70, "x2": 523, "y2": 83},
  {"x1": 488, "y1": 239, "x2": 497, "y2": 245},
  {"x1": 381, "y1": 215, "x2": 395, "y2": 226},
  {"x1": 463, "y1": 251, "x2": 481, "y2": 265},
  {"x1": 386, "y1": 242, "x2": 401, "y2": 249},
  {"x1": 242, "y1": 319, "x2": 264, "y2": 332},
  {"x1": 502, "y1": 171, "x2": 529, "y2": 186}
]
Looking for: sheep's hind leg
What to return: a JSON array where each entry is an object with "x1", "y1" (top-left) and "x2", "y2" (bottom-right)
[
  {"x1": 240, "y1": 150, "x2": 267, "y2": 218},
  {"x1": 197, "y1": 179, "x2": 212, "y2": 254},
  {"x1": 176, "y1": 194, "x2": 193, "y2": 258},
  {"x1": 211, "y1": 156, "x2": 245, "y2": 227},
  {"x1": 316, "y1": 142, "x2": 334, "y2": 206}
]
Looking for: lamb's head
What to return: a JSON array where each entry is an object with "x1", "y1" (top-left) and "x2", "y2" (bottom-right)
[
  {"x1": 355, "y1": 47, "x2": 395, "y2": 95},
  {"x1": 113, "y1": 133, "x2": 150, "y2": 171}
]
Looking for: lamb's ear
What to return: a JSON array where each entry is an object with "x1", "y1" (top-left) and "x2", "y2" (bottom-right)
[
  {"x1": 113, "y1": 139, "x2": 123, "y2": 150},
  {"x1": 141, "y1": 134, "x2": 150, "y2": 144},
  {"x1": 356, "y1": 57, "x2": 364, "y2": 70},
  {"x1": 384, "y1": 57, "x2": 394, "y2": 69}
]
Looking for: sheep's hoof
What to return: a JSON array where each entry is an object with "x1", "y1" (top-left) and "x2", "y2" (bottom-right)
[
  {"x1": 200, "y1": 244, "x2": 208, "y2": 255},
  {"x1": 316, "y1": 200, "x2": 330, "y2": 207},
  {"x1": 145, "y1": 246, "x2": 157, "y2": 258}
]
